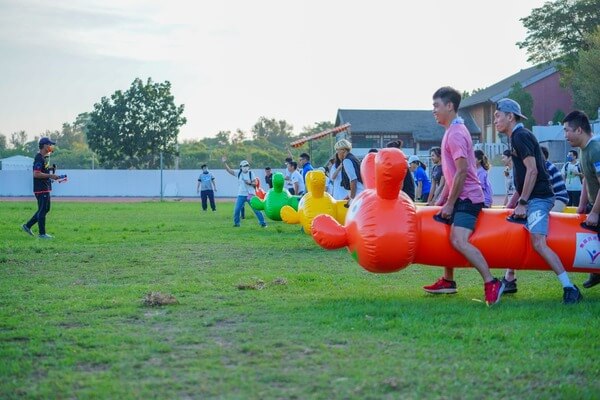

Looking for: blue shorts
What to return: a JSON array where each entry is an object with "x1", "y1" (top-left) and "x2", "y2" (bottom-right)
[
  {"x1": 452, "y1": 198, "x2": 483, "y2": 231},
  {"x1": 526, "y1": 197, "x2": 554, "y2": 235}
]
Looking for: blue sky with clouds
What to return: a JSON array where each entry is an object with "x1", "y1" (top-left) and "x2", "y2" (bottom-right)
[{"x1": 0, "y1": 0, "x2": 547, "y2": 141}]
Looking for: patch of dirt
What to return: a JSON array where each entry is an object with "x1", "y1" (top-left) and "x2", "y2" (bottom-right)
[
  {"x1": 236, "y1": 277, "x2": 288, "y2": 290},
  {"x1": 142, "y1": 292, "x2": 179, "y2": 306}
]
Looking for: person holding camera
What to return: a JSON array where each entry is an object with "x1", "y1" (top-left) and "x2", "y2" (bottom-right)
[{"x1": 21, "y1": 137, "x2": 60, "y2": 239}]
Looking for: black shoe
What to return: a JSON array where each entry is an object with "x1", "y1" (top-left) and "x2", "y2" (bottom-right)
[
  {"x1": 563, "y1": 285, "x2": 583, "y2": 305},
  {"x1": 583, "y1": 273, "x2": 600, "y2": 289},
  {"x1": 501, "y1": 278, "x2": 517, "y2": 294},
  {"x1": 233, "y1": 224, "x2": 240, "y2": 227}
]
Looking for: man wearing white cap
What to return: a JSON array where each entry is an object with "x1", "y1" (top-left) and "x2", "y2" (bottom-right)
[{"x1": 222, "y1": 156, "x2": 267, "y2": 228}]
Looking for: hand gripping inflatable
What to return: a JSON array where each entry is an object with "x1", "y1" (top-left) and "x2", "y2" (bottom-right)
[
  {"x1": 311, "y1": 148, "x2": 600, "y2": 274},
  {"x1": 250, "y1": 172, "x2": 299, "y2": 221},
  {"x1": 280, "y1": 170, "x2": 348, "y2": 234}
]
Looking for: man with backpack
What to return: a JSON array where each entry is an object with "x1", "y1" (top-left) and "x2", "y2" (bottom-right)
[{"x1": 222, "y1": 157, "x2": 267, "y2": 228}]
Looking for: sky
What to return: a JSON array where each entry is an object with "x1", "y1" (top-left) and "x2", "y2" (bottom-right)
[{"x1": 0, "y1": 0, "x2": 548, "y2": 142}]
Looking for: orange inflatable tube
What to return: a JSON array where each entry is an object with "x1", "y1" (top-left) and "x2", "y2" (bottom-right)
[{"x1": 311, "y1": 148, "x2": 600, "y2": 274}]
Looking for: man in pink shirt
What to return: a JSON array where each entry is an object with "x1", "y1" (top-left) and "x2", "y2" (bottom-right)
[{"x1": 423, "y1": 86, "x2": 504, "y2": 306}]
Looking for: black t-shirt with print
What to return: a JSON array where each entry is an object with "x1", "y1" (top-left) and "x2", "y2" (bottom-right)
[
  {"x1": 510, "y1": 126, "x2": 553, "y2": 199},
  {"x1": 32, "y1": 152, "x2": 52, "y2": 193}
]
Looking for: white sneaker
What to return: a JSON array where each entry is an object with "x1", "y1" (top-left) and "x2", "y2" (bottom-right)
[{"x1": 38, "y1": 234, "x2": 53, "y2": 239}]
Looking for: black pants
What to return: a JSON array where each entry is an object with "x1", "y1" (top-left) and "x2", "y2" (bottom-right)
[
  {"x1": 26, "y1": 192, "x2": 51, "y2": 235},
  {"x1": 567, "y1": 190, "x2": 581, "y2": 207},
  {"x1": 200, "y1": 190, "x2": 216, "y2": 211}
]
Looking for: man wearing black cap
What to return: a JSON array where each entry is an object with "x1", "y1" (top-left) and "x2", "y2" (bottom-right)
[
  {"x1": 495, "y1": 98, "x2": 582, "y2": 304},
  {"x1": 21, "y1": 137, "x2": 60, "y2": 239}
]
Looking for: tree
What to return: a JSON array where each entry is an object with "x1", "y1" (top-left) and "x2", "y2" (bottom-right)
[
  {"x1": 251, "y1": 117, "x2": 294, "y2": 148},
  {"x1": 0, "y1": 133, "x2": 6, "y2": 150},
  {"x1": 517, "y1": 0, "x2": 600, "y2": 81},
  {"x1": 87, "y1": 78, "x2": 186, "y2": 169},
  {"x1": 572, "y1": 28, "x2": 600, "y2": 119},
  {"x1": 10, "y1": 131, "x2": 28, "y2": 151},
  {"x1": 507, "y1": 82, "x2": 536, "y2": 129}
]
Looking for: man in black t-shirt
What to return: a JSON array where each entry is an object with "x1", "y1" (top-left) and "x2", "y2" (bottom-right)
[
  {"x1": 495, "y1": 98, "x2": 582, "y2": 304},
  {"x1": 21, "y1": 137, "x2": 60, "y2": 239}
]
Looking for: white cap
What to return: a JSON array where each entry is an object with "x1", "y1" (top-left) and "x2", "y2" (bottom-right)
[{"x1": 408, "y1": 155, "x2": 420, "y2": 164}]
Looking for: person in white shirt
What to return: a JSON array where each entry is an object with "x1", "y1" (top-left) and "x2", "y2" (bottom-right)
[
  {"x1": 222, "y1": 157, "x2": 267, "y2": 228},
  {"x1": 562, "y1": 150, "x2": 583, "y2": 206},
  {"x1": 287, "y1": 161, "x2": 305, "y2": 195}
]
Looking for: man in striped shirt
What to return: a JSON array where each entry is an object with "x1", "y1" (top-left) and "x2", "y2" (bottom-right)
[{"x1": 540, "y1": 146, "x2": 568, "y2": 212}]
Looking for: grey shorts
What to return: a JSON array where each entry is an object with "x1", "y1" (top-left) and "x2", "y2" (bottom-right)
[
  {"x1": 526, "y1": 197, "x2": 554, "y2": 235},
  {"x1": 452, "y1": 198, "x2": 484, "y2": 230}
]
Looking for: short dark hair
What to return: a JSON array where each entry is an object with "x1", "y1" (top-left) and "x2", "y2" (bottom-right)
[
  {"x1": 563, "y1": 110, "x2": 592, "y2": 134},
  {"x1": 265, "y1": 166, "x2": 271, "y2": 170},
  {"x1": 385, "y1": 139, "x2": 403, "y2": 148},
  {"x1": 433, "y1": 86, "x2": 461, "y2": 112},
  {"x1": 503, "y1": 149, "x2": 511, "y2": 158},
  {"x1": 285, "y1": 157, "x2": 293, "y2": 163},
  {"x1": 568, "y1": 150, "x2": 578, "y2": 158},
  {"x1": 368, "y1": 148, "x2": 378, "y2": 153},
  {"x1": 288, "y1": 161, "x2": 297, "y2": 169},
  {"x1": 299, "y1": 153, "x2": 310, "y2": 161},
  {"x1": 540, "y1": 145, "x2": 549, "y2": 160},
  {"x1": 200, "y1": 164, "x2": 207, "y2": 169}
]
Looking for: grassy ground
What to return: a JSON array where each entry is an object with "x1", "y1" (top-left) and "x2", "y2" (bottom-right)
[{"x1": 1, "y1": 200, "x2": 599, "y2": 399}]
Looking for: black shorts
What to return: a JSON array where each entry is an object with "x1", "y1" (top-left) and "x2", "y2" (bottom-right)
[{"x1": 452, "y1": 198, "x2": 483, "y2": 230}]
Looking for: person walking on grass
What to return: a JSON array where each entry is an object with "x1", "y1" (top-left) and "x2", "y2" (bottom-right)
[
  {"x1": 424, "y1": 87, "x2": 504, "y2": 306},
  {"x1": 222, "y1": 157, "x2": 267, "y2": 228},
  {"x1": 495, "y1": 98, "x2": 581, "y2": 304},
  {"x1": 197, "y1": 164, "x2": 217, "y2": 212},
  {"x1": 563, "y1": 110, "x2": 600, "y2": 290},
  {"x1": 21, "y1": 137, "x2": 60, "y2": 239}
]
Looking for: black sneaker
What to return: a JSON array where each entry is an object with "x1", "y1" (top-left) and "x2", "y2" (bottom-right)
[
  {"x1": 563, "y1": 285, "x2": 583, "y2": 305},
  {"x1": 583, "y1": 273, "x2": 600, "y2": 289},
  {"x1": 501, "y1": 278, "x2": 517, "y2": 294}
]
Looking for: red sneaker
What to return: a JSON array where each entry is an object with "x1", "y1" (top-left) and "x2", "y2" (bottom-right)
[
  {"x1": 423, "y1": 277, "x2": 457, "y2": 294},
  {"x1": 484, "y1": 278, "x2": 505, "y2": 306}
]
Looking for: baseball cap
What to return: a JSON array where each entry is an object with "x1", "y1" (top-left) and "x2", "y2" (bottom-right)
[
  {"x1": 240, "y1": 160, "x2": 250, "y2": 167},
  {"x1": 39, "y1": 137, "x2": 56, "y2": 146},
  {"x1": 408, "y1": 155, "x2": 420, "y2": 164},
  {"x1": 496, "y1": 98, "x2": 528, "y2": 120}
]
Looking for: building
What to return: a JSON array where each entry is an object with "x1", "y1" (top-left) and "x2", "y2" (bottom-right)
[
  {"x1": 460, "y1": 63, "x2": 573, "y2": 156},
  {"x1": 0, "y1": 155, "x2": 33, "y2": 170},
  {"x1": 334, "y1": 109, "x2": 480, "y2": 157}
]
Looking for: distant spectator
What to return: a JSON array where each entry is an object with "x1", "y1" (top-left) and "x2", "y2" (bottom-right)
[
  {"x1": 427, "y1": 146, "x2": 445, "y2": 205},
  {"x1": 264, "y1": 167, "x2": 273, "y2": 189},
  {"x1": 501, "y1": 149, "x2": 515, "y2": 207},
  {"x1": 474, "y1": 150, "x2": 493, "y2": 208},
  {"x1": 287, "y1": 161, "x2": 305, "y2": 195},
  {"x1": 386, "y1": 140, "x2": 415, "y2": 201},
  {"x1": 335, "y1": 139, "x2": 364, "y2": 204},
  {"x1": 408, "y1": 155, "x2": 431, "y2": 202},
  {"x1": 196, "y1": 163, "x2": 217, "y2": 212},
  {"x1": 298, "y1": 153, "x2": 314, "y2": 182},
  {"x1": 283, "y1": 157, "x2": 294, "y2": 194},
  {"x1": 562, "y1": 149, "x2": 583, "y2": 206}
]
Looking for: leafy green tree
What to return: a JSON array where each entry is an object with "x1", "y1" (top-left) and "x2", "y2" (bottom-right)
[
  {"x1": 87, "y1": 78, "x2": 186, "y2": 169},
  {"x1": 552, "y1": 109, "x2": 566, "y2": 125},
  {"x1": 572, "y1": 28, "x2": 600, "y2": 119},
  {"x1": 517, "y1": 0, "x2": 600, "y2": 82},
  {"x1": 9, "y1": 131, "x2": 28, "y2": 151},
  {"x1": 507, "y1": 82, "x2": 536, "y2": 129},
  {"x1": 251, "y1": 117, "x2": 294, "y2": 148},
  {"x1": 0, "y1": 133, "x2": 6, "y2": 150}
]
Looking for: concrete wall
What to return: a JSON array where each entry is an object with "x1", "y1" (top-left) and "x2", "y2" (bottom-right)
[{"x1": 1, "y1": 167, "x2": 511, "y2": 198}]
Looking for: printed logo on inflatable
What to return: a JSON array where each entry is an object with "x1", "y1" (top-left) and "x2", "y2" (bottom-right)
[{"x1": 574, "y1": 232, "x2": 600, "y2": 268}]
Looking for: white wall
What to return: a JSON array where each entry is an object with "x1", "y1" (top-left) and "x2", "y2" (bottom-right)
[{"x1": 0, "y1": 167, "x2": 511, "y2": 198}]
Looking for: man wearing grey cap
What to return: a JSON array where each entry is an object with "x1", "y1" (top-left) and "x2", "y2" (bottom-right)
[
  {"x1": 495, "y1": 98, "x2": 582, "y2": 304},
  {"x1": 21, "y1": 137, "x2": 60, "y2": 239}
]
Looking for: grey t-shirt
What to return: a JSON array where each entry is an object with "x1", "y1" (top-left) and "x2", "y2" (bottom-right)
[
  {"x1": 198, "y1": 172, "x2": 215, "y2": 191},
  {"x1": 581, "y1": 139, "x2": 600, "y2": 205}
]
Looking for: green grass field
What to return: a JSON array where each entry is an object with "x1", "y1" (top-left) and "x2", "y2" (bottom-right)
[{"x1": 1, "y1": 200, "x2": 599, "y2": 399}]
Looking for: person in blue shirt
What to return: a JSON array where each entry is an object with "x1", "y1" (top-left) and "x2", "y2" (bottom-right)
[
  {"x1": 408, "y1": 155, "x2": 431, "y2": 202},
  {"x1": 298, "y1": 153, "x2": 314, "y2": 182}
]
